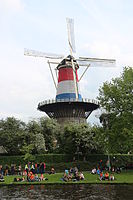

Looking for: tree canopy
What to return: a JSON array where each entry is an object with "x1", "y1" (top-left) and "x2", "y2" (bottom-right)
[
  {"x1": 98, "y1": 67, "x2": 133, "y2": 115},
  {"x1": 97, "y1": 67, "x2": 133, "y2": 154}
]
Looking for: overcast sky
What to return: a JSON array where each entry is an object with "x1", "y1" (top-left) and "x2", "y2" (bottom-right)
[{"x1": 0, "y1": 0, "x2": 133, "y2": 124}]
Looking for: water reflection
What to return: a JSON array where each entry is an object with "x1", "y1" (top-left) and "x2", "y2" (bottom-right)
[{"x1": 0, "y1": 184, "x2": 133, "y2": 200}]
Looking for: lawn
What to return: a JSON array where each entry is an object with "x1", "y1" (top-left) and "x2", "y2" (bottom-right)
[{"x1": 0, "y1": 171, "x2": 133, "y2": 185}]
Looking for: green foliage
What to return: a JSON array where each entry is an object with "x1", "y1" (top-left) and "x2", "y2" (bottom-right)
[
  {"x1": 0, "y1": 117, "x2": 58, "y2": 155},
  {"x1": 97, "y1": 67, "x2": 133, "y2": 154},
  {"x1": 39, "y1": 117, "x2": 60, "y2": 153},
  {"x1": 57, "y1": 123, "x2": 103, "y2": 155},
  {"x1": 34, "y1": 133, "x2": 46, "y2": 153},
  {"x1": 26, "y1": 120, "x2": 46, "y2": 154},
  {"x1": 0, "y1": 117, "x2": 26, "y2": 155},
  {"x1": 21, "y1": 144, "x2": 35, "y2": 161},
  {"x1": 98, "y1": 67, "x2": 133, "y2": 115}
]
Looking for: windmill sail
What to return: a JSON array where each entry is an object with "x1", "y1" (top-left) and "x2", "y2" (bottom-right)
[
  {"x1": 77, "y1": 57, "x2": 116, "y2": 67},
  {"x1": 24, "y1": 48, "x2": 64, "y2": 59},
  {"x1": 66, "y1": 18, "x2": 76, "y2": 54}
]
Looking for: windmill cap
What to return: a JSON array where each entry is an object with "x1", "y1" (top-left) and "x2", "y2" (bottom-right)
[{"x1": 57, "y1": 55, "x2": 79, "y2": 70}]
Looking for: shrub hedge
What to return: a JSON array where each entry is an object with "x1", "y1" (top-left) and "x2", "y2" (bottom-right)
[{"x1": 0, "y1": 154, "x2": 132, "y2": 171}]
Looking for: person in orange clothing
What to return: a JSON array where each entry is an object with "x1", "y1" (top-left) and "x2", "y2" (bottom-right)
[
  {"x1": 27, "y1": 171, "x2": 35, "y2": 182},
  {"x1": 99, "y1": 171, "x2": 105, "y2": 181},
  {"x1": 29, "y1": 172, "x2": 35, "y2": 182},
  {"x1": 105, "y1": 172, "x2": 109, "y2": 180}
]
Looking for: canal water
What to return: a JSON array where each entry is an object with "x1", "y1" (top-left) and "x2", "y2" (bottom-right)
[{"x1": 0, "y1": 184, "x2": 133, "y2": 200}]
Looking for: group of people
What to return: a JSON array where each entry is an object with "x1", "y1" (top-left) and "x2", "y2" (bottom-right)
[
  {"x1": 0, "y1": 159, "x2": 122, "y2": 183},
  {"x1": 90, "y1": 159, "x2": 118, "y2": 181},
  {"x1": 91, "y1": 167, "x2": 115, "y2": 181},
  {"x1": 0, "y1": 164, "x2": 20, "y2": 176},
  {"x1": 24, "y1": 163, "x2": 56, "y2": 176},
  {"x1": 14, "y1": 163, "x2": 56, "y2": 182},
  {"x1": 0, "y1": 162, "x2": 47, "y2": 176},
  {"x1": 62, "y1": 167, "x2": 85, "y2": 182},
  {"x1": 99, "y1": 170, "x2": 114, "y2": 181},
  {"x1": 14, "y1": 172, "x2": 48, "y2": 182},
  {"x1": 24, "y1": 162, "x2": 46, "y2": 175}
]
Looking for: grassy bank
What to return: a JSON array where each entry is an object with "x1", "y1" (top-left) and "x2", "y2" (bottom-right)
[{"x1": 0, "y1": 171, "x2": 133, "y2": 185}]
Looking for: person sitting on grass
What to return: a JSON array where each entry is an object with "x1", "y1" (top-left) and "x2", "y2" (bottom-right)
[
  {"x1": 67, "y1": 172, "x2": 73, "y2": 181},
  {"x1": 96, "y1": 168, "x2": 100, "y2": 175},
  {"x1": 79, "y1": 172, "x2": 85, "y2": 180},
  {"x1": 73, "y1": 167, "x2": 78, "y2": 175},
  {"x1": 0, "y1": 173, "x2": 4, "y2": 182},
  {"x1": 29, "y1": 172, "x2": 35, "y2": 182},
  {"x1": 35, "y1": 174, "x2": 39, "y2": 181},
  {"x1": 65, "y1": 169, "x2": 69, "y2": 175},
  {"x1": 75, "y1": 171, "x2": 80, "y2": 181},
  {"x1": 110, "y1": 174, "x2": 115, "y2": 181},
  {"x1": 91, "y1": 167, "x2": 97, "y2": 174},
  {"x1": 62, "y1": 172, "x2": 69, "y2": 182},
  {"x1": 14, "y1": 176, "x2": 25, "y2": 182},
  {"x1": 61, "y1": 171, "x2": 72, "y2": 182},
  {"x1": 39, "y1": 174, "x2": 48, "y2": 181},
  {"x1": 27, "y1": 171, "x2": 30, "y2": 181},
  {"x1": 51, "y1": 167, "x2": 55, "y2": 174},
  {"x1": 40, "y1": 173, "x2": 44, "y2": 181},
  {"x1": 23, "y1": 170, "x2": 27, "y2": 176},
  {"x1": 49, "y1": 167, "x2": 55, "y2": 174},
  {"x1": 69, "y1": 168, "x2": 73, "y2": 178},
  {"x1": 27, "y1": 171, "x2": 35, "y2": 182},
  {"x1": 105, "y1": 171, "x2": 109, "y2": 180},
  {"x1": 99, "y1": 171, "x2": 105, "y2": 181}
]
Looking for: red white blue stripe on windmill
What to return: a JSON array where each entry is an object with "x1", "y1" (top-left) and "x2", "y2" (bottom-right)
[{"x1": 56, "y1": 67, "x2": 82, "y2": 100}]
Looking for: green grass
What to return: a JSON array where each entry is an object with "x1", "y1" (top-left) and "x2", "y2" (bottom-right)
[{"x1": 0, "y1": 171, "x2": 133, "y2": 185}]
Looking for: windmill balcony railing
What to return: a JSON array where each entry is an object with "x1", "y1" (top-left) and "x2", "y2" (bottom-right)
[{"x1": 38, "y1": 98, "x2": 99, "y2": 107}]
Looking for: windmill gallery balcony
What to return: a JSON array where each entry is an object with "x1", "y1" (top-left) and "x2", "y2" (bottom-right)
[{"x1": 38, "y1": 98, "x2": 99, "y2": 124}]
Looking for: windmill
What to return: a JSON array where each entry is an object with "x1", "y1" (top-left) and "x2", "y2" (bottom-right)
[{"x1": 24, "y1": 18, "x2": 116, "y2": 125}]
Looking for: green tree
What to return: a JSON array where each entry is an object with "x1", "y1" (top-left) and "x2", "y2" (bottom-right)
[
  {"x1": 26, "y1": 120, "x2": 46, "y2": 154},
  {"x1": 0, "y1": 117, "x2": 26, "y2": 155},
  {"x1": 58, "y1": 123, "x2": 99, "y2": 155},
  {"x1": 39, "y1": 117, "x2": 60, "y2": 153},
  {"x1": 97, "y1": 67, "x2": 133, "y2": 153},
  {"x1": 98, "y1": 67, "x2": 133, "y2": 115}
]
